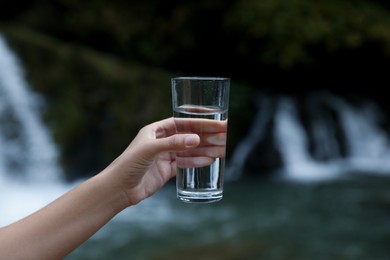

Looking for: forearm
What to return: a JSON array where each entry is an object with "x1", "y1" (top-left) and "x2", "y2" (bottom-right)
[
  {"x1": 0, "y1": 170, "x2": 127, "y2": 260},
  {"x1": 0, "y1": 118, "x2": 200, "y2": 259}
]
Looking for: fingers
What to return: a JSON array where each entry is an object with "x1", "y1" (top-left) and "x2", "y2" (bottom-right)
[
  {"x1": 174, "y1": 118, "x2": 227, "y2": 134},
  {"x1": 140, "y1": 118, "x2": 227, "y2": 168},
  {"x1": 150, "y1": 118, "x2": 177, "y2": 138},
  {"x1": 177, "y1": 146, "x2": 226, "y2": 158},
  {"x1": 176, "y1": 132, "x2": 227, "y2": 158},
  {"x1": 151, "y1": 134, "x2": 200, "y2": 154},
  {"x1": 147, "y1": 118, "x2": 227, "y2": 145},
  {"x1": 152, "y1": 132, "x2": 226, "y2": 158},
  {"x1": 184, "y1": 135, "x2": 200, "y2": 148},
  {"x1": 199, "y1": 132, "x2": 227, "y2": 146},
  {"x1": 147, "y1": 133, "x2": 221, "y2": 168},
  {"x1": 176, "y1": 156, "x2": 216, "y2": 168}
]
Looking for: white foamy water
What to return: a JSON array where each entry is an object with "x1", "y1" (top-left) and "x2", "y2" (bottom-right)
[
  {"x1": 228, "y1": 92, "x2": 390, "y2": 181},
  {"x1": 0, "y1": 180, "x2": 72, "y2": 226},
  {"x1": 0, "y1": 34, "x2": 72, "y2": 226},
  {"x1": 0, "y1": 34, "x2": 181, "y2": 227},
  {"x1": 274, "y1": 95, "x2": 390, "y2": 181}
]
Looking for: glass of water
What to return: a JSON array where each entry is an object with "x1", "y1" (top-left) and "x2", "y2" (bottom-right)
[{"x1": 171, "y1": 77, "x2": 230, "y2": 203}]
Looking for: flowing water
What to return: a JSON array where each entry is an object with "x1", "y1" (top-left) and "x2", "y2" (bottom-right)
[
  {"x1": 0, "y1": 34, "x2": 72, "y2": 226},
  {"x1": 67, "y1": 178, "x2": 390, "y2": 260},
  {"x1": 1, "y1": 33, "x2": 390, "y2": 259}
]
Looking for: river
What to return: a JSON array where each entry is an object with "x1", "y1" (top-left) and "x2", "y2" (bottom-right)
[{"x1": 68, "y1": 175, "x2": 390, "y2": 260}]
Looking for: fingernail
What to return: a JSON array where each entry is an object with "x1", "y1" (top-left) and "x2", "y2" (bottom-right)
[{"x1": 184, "y1": 135, "x2": 199, "y2": 147}]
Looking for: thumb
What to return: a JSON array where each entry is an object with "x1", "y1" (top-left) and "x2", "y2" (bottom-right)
[{"x1": 152, "y1": 134, "x2": 200, "y2": 154}]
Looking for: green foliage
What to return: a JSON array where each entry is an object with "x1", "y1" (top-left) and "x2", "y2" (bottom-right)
[
  {"x1": 225, "y1": 0, "x2": 390, "y2": 68},
  {"x1": 3, "y1": 0, "x2": 390, "y2": 71}
]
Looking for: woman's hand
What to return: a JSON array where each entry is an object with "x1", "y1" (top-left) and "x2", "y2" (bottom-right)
[
  {"x1": 103, "y1": 117, "x2": 227, "y2": 207},
  {"x1": 0, "y1": 117, "x2": 227, "y2": 260}
]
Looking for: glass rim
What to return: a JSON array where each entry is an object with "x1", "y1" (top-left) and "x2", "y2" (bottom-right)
[{"x1": 172, "y1": 76, "x2": 230, "y2": 81}]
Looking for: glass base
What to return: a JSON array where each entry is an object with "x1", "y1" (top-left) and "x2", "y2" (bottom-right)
[{"x1": 177, "y1": 190, "x2": 223, "y2": 203}]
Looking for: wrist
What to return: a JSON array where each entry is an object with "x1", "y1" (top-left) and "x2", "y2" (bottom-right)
[{"x1": 93, "y1": 170, "x2": 131, "y2": 214}]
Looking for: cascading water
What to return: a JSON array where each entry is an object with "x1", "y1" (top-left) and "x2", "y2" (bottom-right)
[
  {"x1": 0, "y1": 36, "x2": 241, "y2": 258},
  {"x1": 0, "y1": 33, "x2": 232, "y2": 234},
  {"x1": 0, "y1": 35, "x2": 60, "y2": 183},
  {"x1": 0, "y1": 34, "x2": 70, "y2": 226},
  {"x1": 1, "y1": 33, "x2": 389, "y2": 260},
  {"x1": 228, "y1": 91, "x2": 390, "y2": 181},
  {"x1": 226, "y1": 94, "x2": 273, "y2": 180},
  {"x1": 273, "y1": 96, "x2": 346, "y2": 180}
]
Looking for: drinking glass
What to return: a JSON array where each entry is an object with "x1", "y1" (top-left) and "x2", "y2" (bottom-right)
[{"x1": 171, "y1": 77, "x2": 230, "y2": 203}]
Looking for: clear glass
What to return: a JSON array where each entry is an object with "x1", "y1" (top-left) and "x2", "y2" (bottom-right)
[{"x1": 171, "y1": 77, "x2": 230, "y2": 203}]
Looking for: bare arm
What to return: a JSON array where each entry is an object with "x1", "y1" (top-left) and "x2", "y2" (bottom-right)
[
  {"x1": 0, "y1": 117, "x2": 225, "y2": 259},
  {"x1": 0, "y1": 173, "x2": 124, "y2": 259}
]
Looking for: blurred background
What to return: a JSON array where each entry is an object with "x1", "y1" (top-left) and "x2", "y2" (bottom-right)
[{"x1": 1, "y1": 0, "x2": 390, "y2": 259}]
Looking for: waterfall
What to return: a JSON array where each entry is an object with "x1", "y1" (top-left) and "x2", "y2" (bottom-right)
[
  {"x1": 0, "y1": 34, "x2": 70, "y2": 226},
  {"x1": 273, "y1": 96, "x2": 345, "y2": 181},
  {"x1": 275, "y1": 94, "x2": 390, "y2": 180},
  {"x1": 229, "y1": 92, "x2": 390, "y2": 181},
  {"x1": 226, "y1": 94, "x2": 273, "y2": 180},
  {"x1": 0, "y1": 35, "x2": 61, "y2": 183}
]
